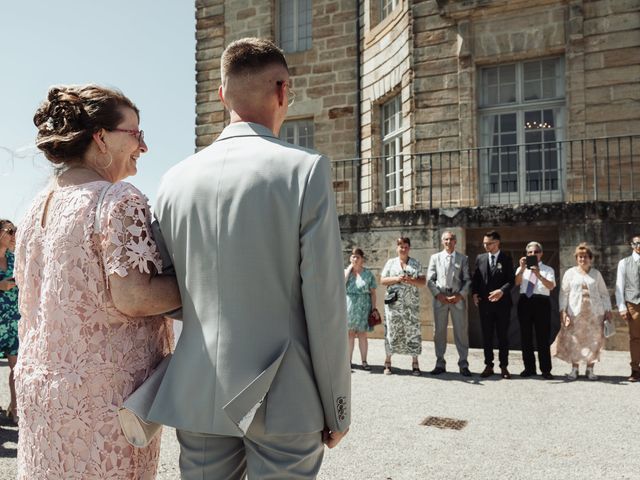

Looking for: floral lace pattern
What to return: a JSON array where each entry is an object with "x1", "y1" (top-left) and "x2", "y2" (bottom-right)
[{"x1": 14, "y1": 181, "x2": 173, "y2": 480}]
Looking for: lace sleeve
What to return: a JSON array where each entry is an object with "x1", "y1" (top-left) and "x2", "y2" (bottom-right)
[{"x1": 99, "y1": 183, "x2": 162, "y2": 278}]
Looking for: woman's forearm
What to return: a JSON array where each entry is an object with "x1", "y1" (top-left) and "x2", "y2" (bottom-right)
[{"x1": 110, "y1": 270, "x2": 181, "y2": 317}]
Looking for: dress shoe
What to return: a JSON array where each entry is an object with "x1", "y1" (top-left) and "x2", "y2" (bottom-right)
[
  {"x1": 500, "y1": 368, "x2": 511, "y2": 379},
  {"x1": 480, "y1": 366, "x2": 494, "y2": 378},
  {"x1": 628, "y1": 371, "x2": 640, "y2": 382},
  {"x1": 520, "y1": 369, "x2": 536, "y2": 378},
  {"x1": 430, "y1": 366, "x2": 446, "y2": 375},
  {"x1": 541, "y1": 372, "x2": 554, "y2": 380},
  {"x1": 459, "y1": 367, "x2": 472, "y2": 377}
]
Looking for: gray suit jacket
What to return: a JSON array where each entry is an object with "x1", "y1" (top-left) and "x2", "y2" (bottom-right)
[
  {"x1": 147, "y1": 122, "x2": 350, "y2": 437},
  {"x1": 427, "y1": 251, "x2": 471, "y2": 310}
]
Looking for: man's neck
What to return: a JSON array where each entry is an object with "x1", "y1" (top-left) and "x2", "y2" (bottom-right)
[{"x1": 228, "y1": 111, "x2": 278, "y2": 136}]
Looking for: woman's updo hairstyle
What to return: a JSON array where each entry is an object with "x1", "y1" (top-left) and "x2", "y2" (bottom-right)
[{"x1": 33, "y1": 84, "x2": 139, "y2": 164}]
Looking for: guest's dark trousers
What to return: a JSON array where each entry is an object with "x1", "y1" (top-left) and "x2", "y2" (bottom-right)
[
  {"x1": 479, "y1": 303, "x2": 510, "y2": 368},
  {"x1": 518, "y1": 294, "x2": 552, "y2": 374}
]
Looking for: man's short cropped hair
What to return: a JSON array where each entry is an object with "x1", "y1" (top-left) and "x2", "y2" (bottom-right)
[
  {"x1": 221, "y1": 37, "x2": 289, "y2": 79},
  {"x1": 484, "y1": 230, "x2": 501, "y2": 241}
]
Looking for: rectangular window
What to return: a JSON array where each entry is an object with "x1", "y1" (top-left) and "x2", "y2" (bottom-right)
[
  {"x1": 479, "y1": 58, "x2": 565, "y2": 204},
  {"x1": 280, "y1": 119, "x2": 314, "y2": 149},
  {"x1": 382, "y1": 95, "x2": 403, "y2": 208},
  {"x1": 380, "y1": 0, "x2": 399, "y2": 21},
  {"x1": 278, "y1": 0, "x2": 312, "y2": 53}
]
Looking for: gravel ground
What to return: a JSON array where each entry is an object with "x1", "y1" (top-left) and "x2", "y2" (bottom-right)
[{"x1": 1, "y1": 339, "x2": 639, "y2": 479}]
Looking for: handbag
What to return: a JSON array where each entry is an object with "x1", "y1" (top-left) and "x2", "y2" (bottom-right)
[
  {"x1": 368, "y1": 308, "x2": 382, "y2": 327},
  {"x1": 603, "y1": 319, "x2": 616, "y2": 338},
  {"x1": 91, "y1": 183, "x2": 172, "y2": 448},
  {"x1": 118, "y1": 355, "x2": 172, "y2": 447},
  {"x1": 384, "y1": 290, "x2": 398, "y2": 305}
]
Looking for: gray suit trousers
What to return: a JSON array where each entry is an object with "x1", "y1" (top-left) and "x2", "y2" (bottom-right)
[
  {"x1": 178, "y1": 403, "x2": 324, "y2": 480},
  {"x1": 432, "y1": 301, "x2": 469, "y2": 369}
]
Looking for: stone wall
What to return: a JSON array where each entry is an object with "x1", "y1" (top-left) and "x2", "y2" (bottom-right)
[{"x1": 340, "y1": 200, "x2": 640, "y2": 351}]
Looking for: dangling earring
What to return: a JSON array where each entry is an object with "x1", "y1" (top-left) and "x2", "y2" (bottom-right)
[{"x1": 96, "y1": 151, "x2": 113, "y2": 170}]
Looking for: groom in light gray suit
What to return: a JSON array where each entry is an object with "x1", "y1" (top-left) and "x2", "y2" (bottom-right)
[
  {"x1": 149, "y1": 38, "x2": 350, "y2": 479},
  {"x1": 427, "y1": 231, "x2": 472, "y2": 376}
]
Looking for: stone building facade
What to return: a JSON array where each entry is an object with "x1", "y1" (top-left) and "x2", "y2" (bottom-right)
[{"x1": 195, "y1": 0, "x2": 640, "y2": 351}]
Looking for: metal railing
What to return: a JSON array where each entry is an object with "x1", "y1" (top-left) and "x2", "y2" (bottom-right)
[{"x1": 331, "y1": 135, "x2": 639, "y2": 215}]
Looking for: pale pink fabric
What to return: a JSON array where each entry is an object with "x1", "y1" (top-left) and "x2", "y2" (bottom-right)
[{"x1": 14, "y1": 181, "x2": 173, "y2": 480}]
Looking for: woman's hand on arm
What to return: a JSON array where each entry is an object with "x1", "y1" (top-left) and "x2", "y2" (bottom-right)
[
  {"x1": 0, "y1": 279, "x2": 15, "y2": 291},
  {"x1": 109, "y1": 269, "x2": 181, "y2": 317}
]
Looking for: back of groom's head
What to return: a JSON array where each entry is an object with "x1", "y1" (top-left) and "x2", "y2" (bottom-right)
[{"x1": 221, "y1": 38, "x2": 288, "y2": 82}]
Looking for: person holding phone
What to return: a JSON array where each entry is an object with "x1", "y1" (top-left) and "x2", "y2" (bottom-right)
[
  {"x1": 0, "y1": 219, "x2": 19, "y2": 425},
  {"x1": 515, "y1": 241, "x2": 556, "y2": 379}
]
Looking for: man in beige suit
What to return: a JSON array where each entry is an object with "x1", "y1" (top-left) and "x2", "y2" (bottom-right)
[
  {"x1": 426, "y1": 231, "x2": 472, "y2": 376},
  {"x1": 148, "y1": 38, "x2": 350, "y2": 479}
]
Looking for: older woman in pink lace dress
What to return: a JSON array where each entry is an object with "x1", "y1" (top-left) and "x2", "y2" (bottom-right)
[{"x1": 14, "y1": 85, "x2": 181, "y2": 479}]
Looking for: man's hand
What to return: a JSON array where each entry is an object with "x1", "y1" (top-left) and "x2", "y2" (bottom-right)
[
  {"x1": 472, "y1": 293, "x2": 480, "y2": 306},
  {"x1": 322, "y1": 427, "x2": 349, "y2": 448},
  {"x1": 436, "y1": 293, "x2": 448, "y2": 304},
  {"x1": 488, "y1": 289, "x2": 504, "y2": 302},
  {"x1": 447, "y1": 293, "x2": 462, "y2": 304},
  {"x1": 622, "y1": 311, "x2": 632, "y2": 322}
]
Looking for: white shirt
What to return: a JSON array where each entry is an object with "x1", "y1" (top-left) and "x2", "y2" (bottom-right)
[
  {"x1": 516, "y1": 261, "x2": 555, "y2": 296},
  {"x1": 615, "y1": 251, "x2": 640, "y2": 313},
  {"x1": 560, "y1": 266, "x2": 612, "y2": 317}
]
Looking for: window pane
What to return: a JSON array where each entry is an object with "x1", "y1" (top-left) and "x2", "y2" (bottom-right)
[
  {"x1": 279, "y1": 0, "x2": 312, "y2": 53},
  {"x1": 279, "y1": 119, "x2": 314, "y2": 149}
]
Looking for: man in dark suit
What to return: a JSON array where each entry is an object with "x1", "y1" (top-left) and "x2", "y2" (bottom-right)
[{"x1": 472, "y1": 230, "x2": 515, "y2": 379}]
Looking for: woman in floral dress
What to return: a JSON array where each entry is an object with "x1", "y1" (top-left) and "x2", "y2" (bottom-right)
[
  {"x1": 14, "y1": 85, "x2": 181, "y2": 479},
  {"x1": 552, "y1": 243, "x2": 612, "y2": 381},
  {"x1": 345, "y1": 247, "x2": 377, "y2": 370},
  {"x1": 380, "y1": 237, "x2": 426, "y2": 376},
  {"x1": 0, "y1": 219, "x2": 19, "y2": 424}
]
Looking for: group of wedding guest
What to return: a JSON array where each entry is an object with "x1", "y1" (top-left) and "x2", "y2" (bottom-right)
[{"x1": 345, "y1": 231, "x2": 639, "y2": 383}]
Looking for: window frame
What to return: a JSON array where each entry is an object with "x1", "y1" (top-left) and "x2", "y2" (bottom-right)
[
  {"x1": 277, "y1": 0, "x2": 312, "y2": 53},
  {"x1": 381, "y1": 95, "x2": 404, "y2": 208},
  {"x1": 478, "y1": 57, "x2": 566, "y2": 205},
  {"x1": 279, "y1": 118, "x2": 314, "y2": 149}
]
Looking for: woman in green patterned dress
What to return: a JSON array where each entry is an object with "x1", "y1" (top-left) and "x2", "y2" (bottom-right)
[
  {"x1": 0, "y1": 219, "x2": 19, "y2": 424},
  {"x1": 345, "y1": 248, "x2": 377, "y2": 370},
  {"x1": 380, "y1": 237, "x2": 426, "y2": 376}
]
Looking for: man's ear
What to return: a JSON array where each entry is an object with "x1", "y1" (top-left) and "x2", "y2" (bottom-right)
[
  {"x1": 218, "y1": 85, "x2": 226, "y2": 106},
  {"x1": 92, "y1": 129, "x2": 108, "y2": 154}
]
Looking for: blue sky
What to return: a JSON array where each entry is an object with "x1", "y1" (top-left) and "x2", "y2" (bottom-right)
[{"x1": 0, "y1": 1, "x2": 196, "y2": 222}]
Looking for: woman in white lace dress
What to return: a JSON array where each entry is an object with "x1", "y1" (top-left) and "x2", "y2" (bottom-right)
[
  {"x1": 552, "y1": 243, "x2": 612, "y2": 381},
  {"x1": 14, "y1": 85, "x2": 181, "y2": 479}
]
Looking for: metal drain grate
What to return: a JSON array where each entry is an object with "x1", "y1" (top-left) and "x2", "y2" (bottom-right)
[{"x1": 420, "y1": 416, "x2": 467, "y2": 430}]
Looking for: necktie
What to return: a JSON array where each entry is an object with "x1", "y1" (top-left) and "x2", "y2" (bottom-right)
[
  {"x1": 525, "y1": 270, "x2": 538, "y2": 298},
  {"x1": 445, "y1": 255, "x2": 454, "y2": 288},
  {"x1": 490, "y1": 255, "x2": 496, "y2": 271}
]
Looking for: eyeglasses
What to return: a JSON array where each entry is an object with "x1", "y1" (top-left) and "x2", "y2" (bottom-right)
[
  {"x1": 482, "y1": 241, "x2": 497, "y2": 246},
  {"x1": 631, "y1": 242, "x2": 640, "y2": 247},
  {"x1": 276, "y1": 80, "x2": 296, "y2": 107},
  {"x1": 527, "y1": 250, "x2": 541, "y2": 254},
  {"x1": 110, "y1": 128, "x2": 145, "y2": 145},
  {"x1": 1, "y1": 227, "x2": 16, "y2": 236}
]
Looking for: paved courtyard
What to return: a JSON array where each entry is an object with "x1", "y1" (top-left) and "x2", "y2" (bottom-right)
[{"x1": 1, "y1": 338, "x2": 639, "y2": 479}]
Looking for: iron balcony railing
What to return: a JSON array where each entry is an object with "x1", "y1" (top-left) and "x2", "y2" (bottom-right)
[{"x1": 331, "y1": 134, "x2": 639, "y2": 215}]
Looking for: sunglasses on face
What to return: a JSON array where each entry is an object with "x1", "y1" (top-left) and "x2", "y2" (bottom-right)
[
  {"x1": 1, "y1": 227, "x2": 16, "y2": 236},
  {"x1": 632, "y1": 242, "x2": 640, "y2": 247}
]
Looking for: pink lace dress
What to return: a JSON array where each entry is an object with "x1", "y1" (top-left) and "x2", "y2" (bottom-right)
[{"x1": 14, "y1": 181, "x2": 173, "y2": 480}]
